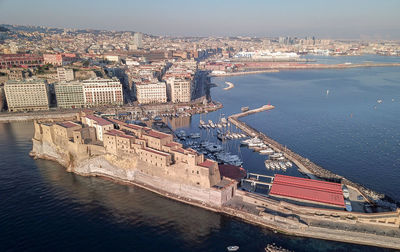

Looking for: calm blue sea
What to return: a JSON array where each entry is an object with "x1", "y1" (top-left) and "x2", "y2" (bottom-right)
[{"x1": 0, "y1": 55, "x2": 399, "y2": 251}]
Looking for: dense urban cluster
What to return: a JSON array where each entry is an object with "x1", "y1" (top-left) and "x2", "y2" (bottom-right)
[{"x1": 1, "y1": 24, "x2": 400, "y2": 112}]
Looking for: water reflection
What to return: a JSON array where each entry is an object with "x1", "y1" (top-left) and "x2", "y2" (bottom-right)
[{"x1": 35, "y1": 158, "x2": 222, "y2": 244}]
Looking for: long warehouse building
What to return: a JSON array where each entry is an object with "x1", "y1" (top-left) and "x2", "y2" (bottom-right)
[{"x1": 269, "y1": 174, "x2": 345, "y2": 208}]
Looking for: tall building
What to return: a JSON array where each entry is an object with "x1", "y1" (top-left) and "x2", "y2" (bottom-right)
[
  {"x1": 54, "y1": 81, "x2": 85, "y2": 109},
  {"x1": 4, "y1": 79, "x2": 49, "y2": 112},
  {"x1": 133, "y1": 32, "x2": 143, "y2": 49},
  {"x1": 82, "y1": 78, "x2": 123, "y2": 107},
  {"x1": 135, "y1": 82, "x2": 167, "y2": 104},
  {"x1": 169, "y1": 78, "x2": 192, "y2": 103},
  {"x1": 57, "y1": 67, "x2": 74, "y2": 82}
]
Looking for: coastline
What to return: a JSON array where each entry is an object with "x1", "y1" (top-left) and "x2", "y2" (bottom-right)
[
  {"x1": 30, "y1": 151, "x2": 400, "y2": 250},
  {"x1": 210, "y1": 69, "x2": 279, "y2": 77},
  {"x1": 209, "y1": 62, "x2": 400, "y2": 78}
]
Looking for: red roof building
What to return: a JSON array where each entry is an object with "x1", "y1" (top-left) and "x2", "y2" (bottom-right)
[
  {"x1": 269, "y1": 174, "x2": 345, "y2": 208},
  {"x1": 218, "y1": 164, "x2": 246, "y2": 182}
]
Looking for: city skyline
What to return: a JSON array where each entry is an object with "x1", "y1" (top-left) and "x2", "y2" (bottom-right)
[{"x1": 0, "y1": 0, "x2": 400, "y2": 39}]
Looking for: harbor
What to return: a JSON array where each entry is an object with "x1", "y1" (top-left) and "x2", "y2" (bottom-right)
[{"x1": 227, "y1": 104, "x2": 393, "y2": 209}]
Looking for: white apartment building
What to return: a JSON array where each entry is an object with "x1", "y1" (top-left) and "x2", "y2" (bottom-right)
[
  {"x1": 135, "y1": 82, "x2": 167, "y2": 104},
  {"x1": 5, "y1": 79, "x2": 49, "y2": 112},
  {"x1": 168, "y1": 78, "x2": 192, "y2": 103},
  {"x1": 82, "y1": 78, "x2": 123, "y2": 107}
]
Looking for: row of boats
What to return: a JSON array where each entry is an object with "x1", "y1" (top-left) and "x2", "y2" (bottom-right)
[
  {"x1": 176, "y1": 130, "x2": 200, "y2": 140},
  {"x1": 186, "y1": 140, "x2": 243, "y2": 166},
  {"x1": 217, "y1": 131, "x2": 247, "y2": 141},
  {"x1": 199, "y1": 118, "x2": 228, "y2": 129},
  {"x1": 240, "y1": 137, "x2": 293, "y2": 170},
  {"x1": 264, "y1": 160, "x2": 293, "y2": 171}
]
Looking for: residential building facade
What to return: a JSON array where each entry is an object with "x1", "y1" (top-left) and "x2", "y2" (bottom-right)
[
  {"x1": 169, "y1": 78, "x2": 192, "y2": 103},
  {"x1": 82, "y1": 78, "x2": 123, "y2": 107},
  {"x1": 54, "y1": 81, "x2": 85, "y2": 109},
  {"x1": 4, "y1": 79, "x2": 49, "y2": 112},
  {"x1": 135, "y1": 82, "x2": 167, "y2": 104}
]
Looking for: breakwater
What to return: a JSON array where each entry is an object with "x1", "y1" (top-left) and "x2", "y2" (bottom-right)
[
  {"x1": 228, "y1": 105, "x2": 392, "y2": 206},
  {"x1": 223, "y1": 81, "x2": 234, "y2": 90}
]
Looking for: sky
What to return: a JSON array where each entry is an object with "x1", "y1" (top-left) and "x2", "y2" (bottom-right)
[{"x1": 0, "y1": 0, "x2": 399, "y2": 39}]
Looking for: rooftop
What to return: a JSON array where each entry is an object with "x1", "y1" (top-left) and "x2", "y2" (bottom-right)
[
  {"x1": 104, "y1": 129, "x2": 125, "y2": 136},
  {"x1": 213, "y1": 178, "x2": 235, "y2": 189},
  {"x1": 269, "y1": 174, "x2": 345, "y2": 207},
  {"x1": 218, "y1": 164, "x2": 246, "y2": 182},
  {"x1": 57, "y1": 121, "x2": 80, "y2": 129},
  {"x1": 144, "y1": 130, "x2": 171, "y2": 139},
  {"x1": 86, "y1": 115, "x2": 113, "y2": 126},
  {"x1": 144, "y1": 147, "x2": 170, "y2": 157},
  {"x1": 198, "y1": 159, "x2": 216, "y2": 169}
]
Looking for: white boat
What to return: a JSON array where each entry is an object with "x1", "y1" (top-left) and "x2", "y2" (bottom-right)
[
  {"x1": 279, "y1": 162, "x2": 286, "y2": 169},
  {"x1": 259, "y1": 148, "x2": 274, "y2": 155},
  {"x1": 342, "y1": 186, "x2": 350, "y2": 199},
  {"x1": 240, "y1": 139, "x2": 251, "y2": 145},
  {"x1": 227, "y1": 246, "x2": 239, "y2": 252},
  {"x1": 285, "y1": 161, "x2": 293, "y2": 167},
  {"x1": 264, "y1": 161, "x2": 271, "y2": 169},
  {"x1": 189, "y1": 133, "x2": 201, "y2": 139},
  {"x1": 269, "y1": 153, "x2": 283, "y2": 160}
]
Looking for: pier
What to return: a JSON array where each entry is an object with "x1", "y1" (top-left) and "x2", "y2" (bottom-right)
[
  {"x1": 242, "y1": 173, "x2": 274, "y2": 190},
  {"x1": 228, "y1": 104, "x2": 384, "y2": 204}
]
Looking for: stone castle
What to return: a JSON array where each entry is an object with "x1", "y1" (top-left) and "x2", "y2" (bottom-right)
[{"x1": 31, "y1": 112, "x2": 237, "y2": 207}]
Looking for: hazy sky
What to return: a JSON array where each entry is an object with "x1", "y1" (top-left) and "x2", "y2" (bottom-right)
[{"x1": 0, "y1": 0, "x2": 399, "y2": 39}]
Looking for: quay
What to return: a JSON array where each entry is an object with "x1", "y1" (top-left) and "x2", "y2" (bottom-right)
[
  {"x1": 242, "y1": 173, "x2": 274, "y2": 189},
  {"x1": 228, "y1": 105, "x2": 388, "y2": 205}
]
